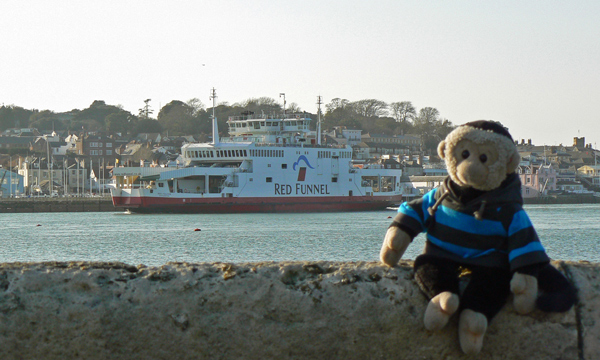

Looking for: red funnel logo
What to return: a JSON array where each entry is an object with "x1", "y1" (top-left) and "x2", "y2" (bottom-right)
[{"x1": 297, "y1": 167, "x2": 306, "y2": 181}]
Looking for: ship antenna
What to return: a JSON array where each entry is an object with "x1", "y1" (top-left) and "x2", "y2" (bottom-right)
[
  {"x1": 317, "y1": 95, "x2": 323, "y2": 145},
  {"x1": 210, "y1": 88, "x2": 220, "y2": 145},
  {"x1": 279, "y1": 93, "x2": 286, "y2": 116}
]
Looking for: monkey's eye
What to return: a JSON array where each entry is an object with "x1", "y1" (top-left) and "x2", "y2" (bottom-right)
[
  {"x1": 480, "y1": 154, "x2": 488, "y2": 163},
  {"x1": 461, "y1": 150, "x2": 470, "y2": 159}
]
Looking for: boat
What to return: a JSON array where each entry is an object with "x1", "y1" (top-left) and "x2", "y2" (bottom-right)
[{"x1": 110, "y1": 91, "x2": 402, "y2": 213}]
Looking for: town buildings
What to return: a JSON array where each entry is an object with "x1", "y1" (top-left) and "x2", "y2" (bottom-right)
[{"x1": 1, "y1": 122, "x2": 599, "y2": 200}]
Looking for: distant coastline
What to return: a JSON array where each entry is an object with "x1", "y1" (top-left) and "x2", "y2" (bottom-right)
[{"x1": 523, "y1": 194, "x2": 600, "y2": 205}]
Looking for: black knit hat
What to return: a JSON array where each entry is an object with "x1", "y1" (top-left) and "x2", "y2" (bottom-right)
[{"x1": 463, "y1": 120, "x2": 514, "y2": 141}]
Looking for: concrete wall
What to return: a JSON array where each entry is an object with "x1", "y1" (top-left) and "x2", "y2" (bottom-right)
[
  {"x1": 0, "y1": 198, "x2": 124, "y2": 213},
  {"x1": 0, "y1": 261, "x2": 596, "y2": 359}
]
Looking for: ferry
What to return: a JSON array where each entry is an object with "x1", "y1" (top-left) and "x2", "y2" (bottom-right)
[{"x1": 110, "y1": 91, "x2": 402, "y2": 213}]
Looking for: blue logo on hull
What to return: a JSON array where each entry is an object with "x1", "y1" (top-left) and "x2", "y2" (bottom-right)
[{"x1": 293, "y1": 155, "x2": 315, "y2": 171}]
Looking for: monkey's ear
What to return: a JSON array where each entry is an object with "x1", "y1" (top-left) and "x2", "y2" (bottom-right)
[
  {"x1": 507, "y1": 152, "x2": 520, "y2": 174},
  {"x1": 437, "y1": 140, "x2": 447, "y2": 159}
]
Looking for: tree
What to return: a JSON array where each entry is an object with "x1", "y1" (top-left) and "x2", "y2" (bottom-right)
[
  {"x1": 411, "y1": 107, "x2": 457, "y2": 150},
  {"x1": 390, "y1": 101, "x2": 416, "y2": 123},
  {"x1": 414, "y1": 107, "x2": 440, "y2": 127},
  {"x1": 350, "y1": 99, "x2": 388, "y2": 118},
  {"x1": 186, "y1": 98, "x2": 205, "y2": 117},
  {"x1": 132, "y1": 119, "x2": 163, "y2": 135},
  {"x1": 325, "y1": 98, "x2": 350, "y2": 113},
  {"x1": 0, "y1": 105, "x2": 34, "y2": 131},
  {"x1": 323, "y1": 98, "x2": 354, "y2": 129},
  {"x1": 158, "y1": 100, "x2": 199, "y2": 135},
  {"x1": 287, "y1": 102, "x2": 302, "y2": 113},
  {"x1": 106, "y1": 111, "x2": 135, "y2": 135},
  {"x1": 233, "y1": 97, "x2": 282, "y2": 115},
  {"x1": 139, "y1": 99, "x2": 153, "y2": 119},
  {"x1": 29, "y1": 110, "x2": 66, "y2": 131},
  {"x1": 72, "y1": 100, "x2": 122, "y2": 131}
]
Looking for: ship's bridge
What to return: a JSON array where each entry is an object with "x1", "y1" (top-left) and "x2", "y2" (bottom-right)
[{"x1": 227, "y1": 113, "x2": 312, "y2": 139}]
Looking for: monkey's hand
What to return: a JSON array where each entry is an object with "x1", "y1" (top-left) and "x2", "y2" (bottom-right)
[{"x1": 379, "y1": 226, "x2": 411, "y2": 267}]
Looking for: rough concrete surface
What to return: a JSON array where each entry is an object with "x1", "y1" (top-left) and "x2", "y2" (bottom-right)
[{"x1": 0, "y1": 261, "x2": 590, "y2": 359}]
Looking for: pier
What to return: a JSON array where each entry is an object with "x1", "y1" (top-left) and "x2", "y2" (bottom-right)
[{"x1": 0, "y1": 260, "x2": 596, "y2": 359}]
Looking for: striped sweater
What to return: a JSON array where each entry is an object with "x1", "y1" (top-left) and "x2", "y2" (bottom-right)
[{"x1": 394, "y1": 173, "x2": 549, "y2": 272}]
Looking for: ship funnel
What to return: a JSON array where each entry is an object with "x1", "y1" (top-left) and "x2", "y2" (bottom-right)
[{"x1": 211, "y1": 116, "x2": 220, "y2": 145}]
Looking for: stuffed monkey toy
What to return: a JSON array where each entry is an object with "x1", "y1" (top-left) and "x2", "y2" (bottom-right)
[{"x1": 380, "y1": 120, "x2": 576, "y2": 355}]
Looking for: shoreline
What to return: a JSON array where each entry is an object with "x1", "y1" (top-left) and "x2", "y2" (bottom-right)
[{"x1": 0, "y1": 197, "x2": 125, "y2": 213}]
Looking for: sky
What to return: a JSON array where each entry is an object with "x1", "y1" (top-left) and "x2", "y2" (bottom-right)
[{"x1": 2, "y1": 1, "x2": 599, "y2": 147}]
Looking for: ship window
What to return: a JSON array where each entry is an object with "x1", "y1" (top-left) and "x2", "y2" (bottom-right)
[
  {"x1": 332, "y1": 177, "x2": 338, "y2": 183},
  {"x1": 244, "y1": 150, "x2": 247, "y2": 156},
  {"x1": 158, "y1": 183, "x2": 164, "y2": 187},
  {"x1": 282, "y1": 164, "x2": 287, "y2": 169},
  {"x1": 266, "y1": 122, "x2": 272, "y2": 126},
  {"x1": 261, "y1": 122, "x2": 265, "y2": 126},
  {"x1": 266, "y1": 177, "x2": 272, "y2": 183}
]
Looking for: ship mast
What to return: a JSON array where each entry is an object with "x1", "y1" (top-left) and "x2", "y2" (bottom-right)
[
  {"x1": 317, "y1": 95, "x2": 323, "y2": 145},
  {"x1": 279, "y1": 93, "x2": 286, "y2": 116},
  {"x1": 210, "y1": 88, "x2": 220, "y2": 145}
]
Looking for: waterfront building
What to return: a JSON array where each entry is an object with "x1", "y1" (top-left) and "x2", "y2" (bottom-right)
[
  {"x1": 576, "y1": 165, "x2": 600, "y2": 189},
  {"x1": 518, "y1": 163, "x2": 558, "y2": 198},
  {"x1": 0, "y1": 168, "x2": 24, "y2": 197},
  {"x1": 18, "y1": 157, "x2": 88, "y2": 196}
]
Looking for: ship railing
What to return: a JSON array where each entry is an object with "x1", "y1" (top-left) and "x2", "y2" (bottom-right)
[
  {"x1": 253, "y1": 142, "x2": 347, "y2": 149},
  {"x1": 228, "y1": 113, "x2": 312, "y2": 121}
]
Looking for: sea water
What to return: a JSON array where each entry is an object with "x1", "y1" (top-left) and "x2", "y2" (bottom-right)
[{"x1": 0, "y1": 204, "x2": 598, "y2": 266}]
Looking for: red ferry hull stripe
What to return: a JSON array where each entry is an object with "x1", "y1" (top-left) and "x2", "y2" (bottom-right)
[{"x1": 112, "y1": 195, "x2": 402, "y2": 213}]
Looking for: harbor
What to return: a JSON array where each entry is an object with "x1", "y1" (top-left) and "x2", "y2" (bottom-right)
[{"x1": 2, "y1": 204, "x2": 599, "y2": 265}]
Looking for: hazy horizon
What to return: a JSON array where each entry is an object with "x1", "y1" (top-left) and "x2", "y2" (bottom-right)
[{"x1": 2, "y1": 1, "x2": 599, "y2": 146}]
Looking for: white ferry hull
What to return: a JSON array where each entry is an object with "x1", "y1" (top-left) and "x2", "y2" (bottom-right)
[{"x1": 111, "y1": 110, "x2": 403, "y2": 213}]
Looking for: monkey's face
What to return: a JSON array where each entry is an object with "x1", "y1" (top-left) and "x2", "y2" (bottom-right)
[
  {"x1": 451, "y1": 139, "x2": 502, "y2": 190},
  {"x1": 438, "y1": 124, "x2": 520, "y2": 192}
]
